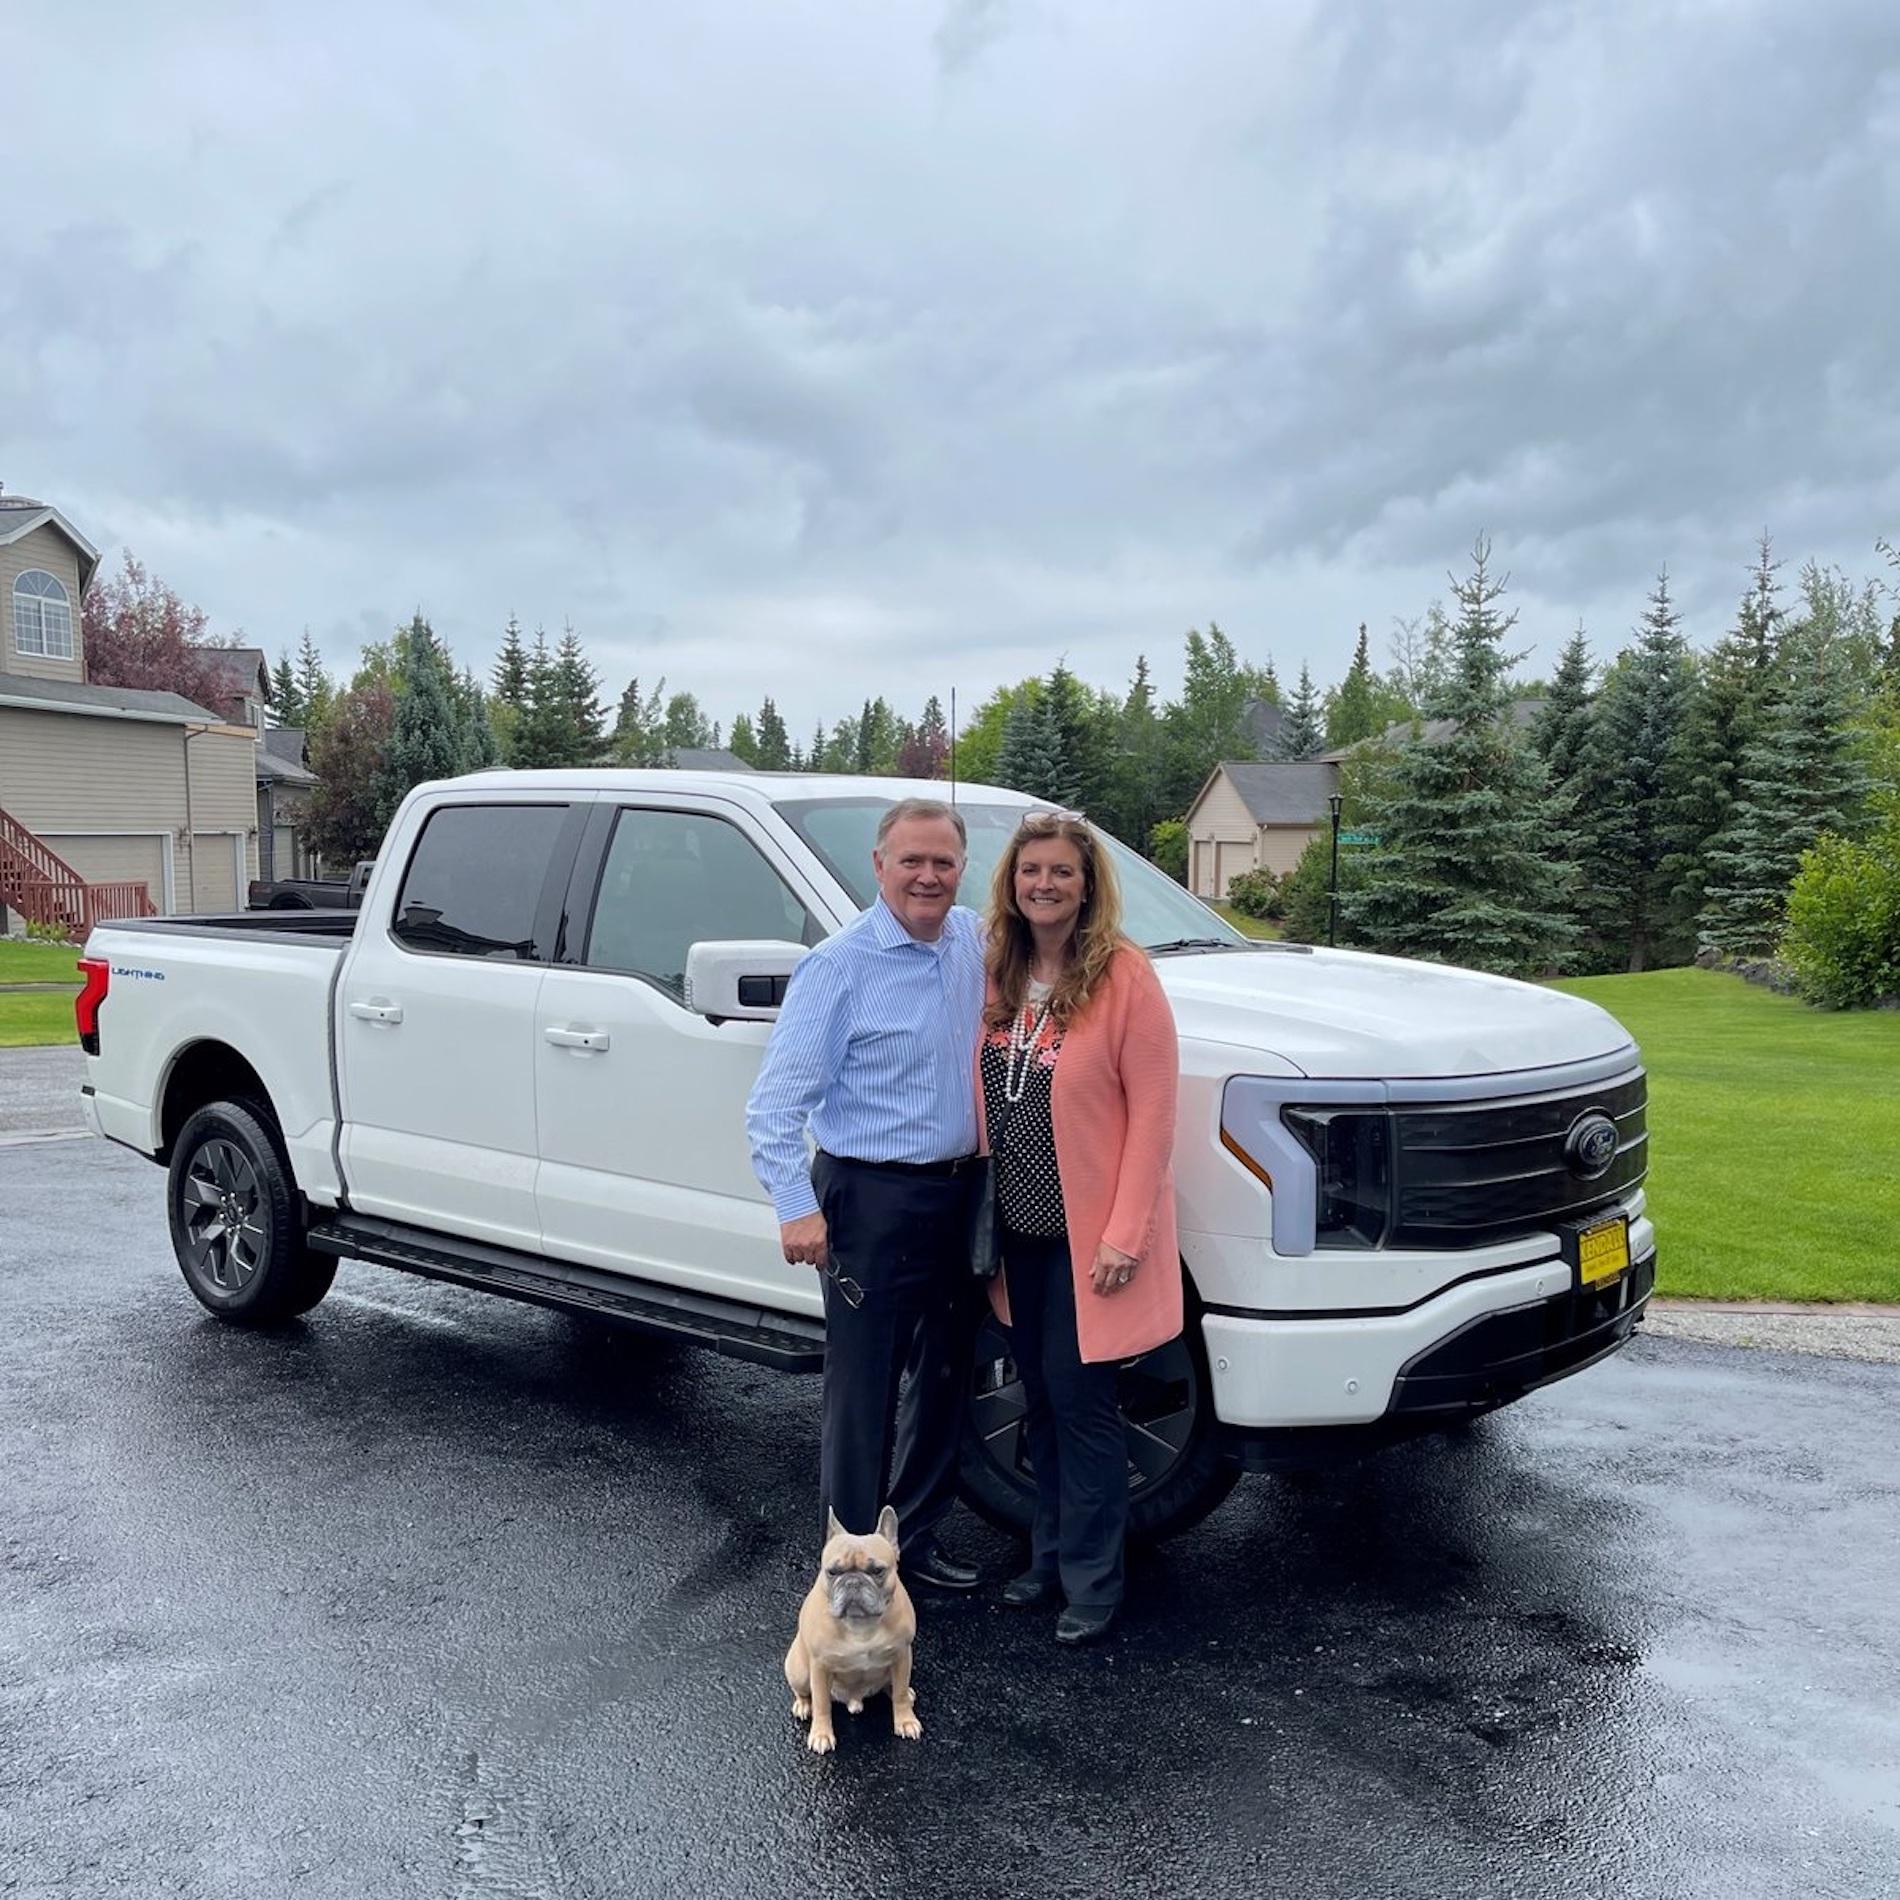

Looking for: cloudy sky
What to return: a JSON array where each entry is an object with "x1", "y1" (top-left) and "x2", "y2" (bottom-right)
[{"x1": 8, "y1": 0, "x2": 1899, "y2": 730}]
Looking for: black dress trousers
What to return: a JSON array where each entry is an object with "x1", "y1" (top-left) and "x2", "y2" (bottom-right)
[
  {"x1": 810, "y1": 1152, "x2": 983, "y2": 1553},
  {"x1": 1001, "y1": 1226, "x2": 1128, "y2": 1609}
]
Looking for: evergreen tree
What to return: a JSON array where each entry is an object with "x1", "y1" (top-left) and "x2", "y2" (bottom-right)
[
  {"x1": 552, "y1": 624, "x2": 605, "y2": 760},
  {"x1": 1344, "y1": 539, "x2": 1576, "y2": 975},
  {"x1": 810, "y1": 723, "x2": 827, "y2": 772},
  {"x1": 1160, "y1": 623, "x2": 1260, "y2": 812},
  {"x1": 454, "y1": 668, "x2": 503, "y2": 769},
  {"x1": 1698, "y1": 632, "x2": 1871, "y2": 955},
  {"x1": 508, "y1": 631, "x2": 570, "y2": 768},
  {"x1": 956, "y1": 680, "x2": 1041, "y2": 787},
  {"x1": 270, "y1": 651, "x2": 303, "y2": 728},
  {"x1": 728, "y1": 711, "x2": 760, "y2": 766},
  {"x1": 994, "y1": 698, "x2": 1041, "y2": 795},
  {"x1": 1098, "y1": 655, "x2": 1164, "y2": 847},
  {"x1": 755, "y1": 698, "x2": 792, "y2": 771},
  {"x1": 294, "y1": 629, "x2": 334, "y2": 732},
  {"x1": 1533, "y1": 624, "x2": 1595, "y2": 786},
  {"x1": 856, "y1": 697, "x2": 900, "y2": 774},
  {"x1": 1324, "y1": 624, "x2": 1384, "y2": 748},
  {"x1": 610, "y1": 676, "x2": 669, "y2": 765},
  {"x1": 1039, "y1": 661, "x2": 1102, "y2": 809},
  {"x1": 1574, "y1": 575, "x2": 1694, "y2": 969},
  {"x1": 1276, "y1": 663, "x2": 1325, "y2": 759},
  {"x1": 491, "y1": 615, "x2": 531, "y2": 708},
  {"x1": 378, "y1": 615, "x2": 465, "y2": 824}
]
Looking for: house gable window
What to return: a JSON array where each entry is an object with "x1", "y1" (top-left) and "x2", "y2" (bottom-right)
[{"x1": 13, "y1": 570, "x2": 74, "y2": 660}]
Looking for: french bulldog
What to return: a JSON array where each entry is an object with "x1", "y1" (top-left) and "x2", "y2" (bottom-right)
[{"x1": 784, "y1": 1506, "x2": 920, "y2": 1753}]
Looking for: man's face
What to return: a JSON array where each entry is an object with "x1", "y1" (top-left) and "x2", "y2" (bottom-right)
[{"x1": 872, "y1": 816, "x2": 966, "y2": 939}]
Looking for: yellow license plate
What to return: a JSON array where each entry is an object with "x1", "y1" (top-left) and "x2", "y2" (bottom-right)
[{"x1": 1578, "y1": 1215, "x2": 1630, "y2": 1287}]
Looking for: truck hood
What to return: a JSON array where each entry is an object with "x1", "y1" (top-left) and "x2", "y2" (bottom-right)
[{"x1": 1152, "y1": 944, "x2": 1633, "y2": 1080}]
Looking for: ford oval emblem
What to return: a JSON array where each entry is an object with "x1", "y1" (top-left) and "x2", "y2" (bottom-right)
[{"x1": 1565, "y1": 1112, "x2": 1620, "y2": 1178}]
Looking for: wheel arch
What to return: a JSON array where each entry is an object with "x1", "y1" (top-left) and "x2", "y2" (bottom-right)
[{"x1": 157, "y1": 1040, "x2": 276, "y2": 1163}]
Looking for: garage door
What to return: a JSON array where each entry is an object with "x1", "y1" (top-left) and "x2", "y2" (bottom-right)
[
  {"x1": 187, "y1": 835, "x2": 241, "y2": 913},
  {"x1": 1215, "y1": 840, "x2": 1253, "y2": 898},
  {"x1": 40, "y1": 835, "x2": 166, "y2": 914}
]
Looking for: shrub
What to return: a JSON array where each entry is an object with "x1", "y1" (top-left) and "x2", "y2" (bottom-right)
[
  {"x1": 1148, "y1": 818, "x2": 1188, "y2": 885},
  {"x1": 1780, "y1": 829, "x2": 1900, "y2": 1009},
  {"x1": 1224, "y1": 867, "x2": 1283, "y2": 920}
]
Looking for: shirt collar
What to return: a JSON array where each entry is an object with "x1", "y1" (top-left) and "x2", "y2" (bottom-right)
[{"x1": 869, "y1": 896, "x2": 952, "y2": 953}]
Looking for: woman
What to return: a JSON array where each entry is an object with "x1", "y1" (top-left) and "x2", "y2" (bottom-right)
[{"x1": 978, "y1": 809, "x2": 1182, "y2": 1644}]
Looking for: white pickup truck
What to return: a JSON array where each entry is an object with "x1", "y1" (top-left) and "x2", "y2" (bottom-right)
[{"x1": 78, "y1": 770, "x2": 1654, "y2": 1539}]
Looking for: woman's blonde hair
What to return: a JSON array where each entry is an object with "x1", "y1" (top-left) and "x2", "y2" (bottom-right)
[{"x1": 984, "y1": 810, "x2": 1126, "y2": 1029}]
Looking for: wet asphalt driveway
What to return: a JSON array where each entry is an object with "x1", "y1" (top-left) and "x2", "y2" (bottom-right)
[{"x1": 3, "y1": 1135, "x2": 1896, "y2": 1900}]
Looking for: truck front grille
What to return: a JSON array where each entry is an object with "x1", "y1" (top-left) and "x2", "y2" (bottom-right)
[{"x1": 1283, "y1": 1072, "x2": 1648, "y2": 1251}]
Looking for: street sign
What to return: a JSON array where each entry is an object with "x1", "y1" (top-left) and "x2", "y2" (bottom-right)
[{"x1": 1339, "y1": 829, "x2": 1380, "y2": 846}]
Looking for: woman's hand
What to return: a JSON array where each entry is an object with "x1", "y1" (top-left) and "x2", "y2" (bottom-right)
[{"x1": 1090, "y1": 1242, "x2": 1140, "y2": 1296}]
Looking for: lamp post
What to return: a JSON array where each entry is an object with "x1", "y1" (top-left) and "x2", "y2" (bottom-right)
[{"x1": 1327, "y1": 792, "x2": 1342, "y2": 947}]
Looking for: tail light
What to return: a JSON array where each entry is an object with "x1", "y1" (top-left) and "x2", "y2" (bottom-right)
[{"x1": 75, "y1": 958, "x2": 109, "y2": 1055}]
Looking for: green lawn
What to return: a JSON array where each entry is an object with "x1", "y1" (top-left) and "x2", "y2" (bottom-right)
[
  {"x1": 1552, "y1": 967, "x2": 1900, "y2": 1304},
  {"x1": 0, "y1": 990, "x2": 79, "y2": 1049},
  {"x1": 0, "y1": 940, "x2": 87, "y2": 983},
  {"x1": 1213, "y1": 904, "x2": 1283, "y2": 941}
]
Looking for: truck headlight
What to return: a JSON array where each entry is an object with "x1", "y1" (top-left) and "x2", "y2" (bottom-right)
[{"x1": 1281, "y1": 1107, "x2": 1391, "y2": 1250}]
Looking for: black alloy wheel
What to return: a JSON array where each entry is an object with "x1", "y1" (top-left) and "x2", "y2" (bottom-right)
[
  {"x1": 166, "y1": 1100, "x2": 337, "y2": 1323},
  {"x1": 957, "y1": 1296, "x2": 1238, "y2": 1544}
]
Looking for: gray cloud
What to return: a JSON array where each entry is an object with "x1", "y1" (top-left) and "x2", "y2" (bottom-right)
[{"x1": 3, "y1": 0, "x2": 1896, "y2": 729}]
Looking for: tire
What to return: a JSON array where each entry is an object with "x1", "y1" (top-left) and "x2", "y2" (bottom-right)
[
  {"x1": 166, "y1": 1099, "x2": 337, "y2": 1323},
  {"x1": 958, "y1": 1284, "x2": 1239, "y2": 1545}
]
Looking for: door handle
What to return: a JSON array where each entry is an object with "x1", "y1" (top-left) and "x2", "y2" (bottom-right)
[
  {"x1": 544, "y1": 1026, "x2": 611, "y2": 1053},
  {"x1": 349, "y1": 999, "x2": 404, "y2": 1025}
]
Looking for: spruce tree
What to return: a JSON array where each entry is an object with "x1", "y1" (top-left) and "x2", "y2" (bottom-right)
[
  {"x1": 1276, "y1": 662, "x2": 1325, "y2": 759},
  {"x1": 610, "y1": 676, "x2": 668, "y2": 765},
  {"x1": 755, "y1": 698, "x2": 792, "y2": 770},
  {"x1": 491, "y1": 616, "x2": 530, "y2": 707},
  {"x1": 270, "y1": 652, "x2": 303, "y2": 728},
  {"x1": 455, "y1": 669, "x2": 503, "y2": 769},
  {"x1": 1101, "y1": 655, "x2": 1164, "y2": 846},
  {"x1": 728, "y1": 711, "x2": 760, "y2": 765},
  {"x1": 294, "y1": 629, "x2": 333, "y2": 732},
  {"x1": 378, "y1": 615, "x2": 465, "y2": 824},
  {"x1": 994, "y1": 699, "x2": 1041, "y2": 795},
  {"x1": 552, "y1": 624, "x2": 605, "y2": 761},
  {"x1": 1324, "y1": 624, "x2": 1383, "y2": 748},
  {"x1": 1533, "y1": 625, "x2": 1595, "y2": 785},
  {"x1": 1343, "y1": 539, "x2": 1576, "y2": 975},
  {"x1": 1575, "y1": 574, "x2": 1694, "y2": 970},
  {"x1": 508, "y1": 630, "x2": 569, "y2": 768},
  {"x1": 1698, "y1": 632, "x2": 1870, "y2": 955}
]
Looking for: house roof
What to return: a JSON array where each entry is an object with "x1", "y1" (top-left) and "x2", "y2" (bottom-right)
[
  {"x1": 0, "y1": 668, "x2": 223, "y2": 727},
  {"x1": 0, "y1": 492, "x2": 101, "y2": 594},
  {"x1": 1207, "y1": 760, "x2": 1340, "y2": 825},
  {"x1": 1316, "y1": 697, "x2": 1548, "y2": 762},
  {"x1": 1242, "y1": 696, "x2": 1286, "y2": 754},
  {"x1": 258, "y1": 726, "x2": 316, "y2": 786},
  {"x1": 670, "y1": 747, "x2": 751, "y2": 771},
  {"x1": 262, "y1": 726, "x2": 307, "y2": 765},
  {"x1": 191, "y1": 645, "x2": 272, "y2": 703}
]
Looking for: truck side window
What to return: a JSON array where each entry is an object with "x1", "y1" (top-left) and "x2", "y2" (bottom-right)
[
  {"x1": 585, "y1": 808, "x2": 822, "y2": 997},
  {"x1": 392, "y1": 804, "x2": 569, "y2": 960}
]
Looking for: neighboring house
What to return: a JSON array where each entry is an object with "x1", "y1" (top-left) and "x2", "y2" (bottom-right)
[
  {"x1": 1183, "y1": 698, "x2": 1550, "y2": 901},
  {"x1": 668, "y1": 746, "x2": 752, "y2": 771},
  {"x1": 258, "y1": 727, "x2": 320, "y2": 883},
  {"x1": 1185, "y1": 760, "x2": 1339, "y2": 898},
  {"x1": 192, "y1": 645, "x2": 273, "y2": 733},
  {"x1": 0, "y1": 489, "x2": 261, "y2": 924}
]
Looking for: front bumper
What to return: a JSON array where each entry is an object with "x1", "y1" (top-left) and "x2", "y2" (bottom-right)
[{"x1": 1201, "y1": 1217, "x2": 1656, "y2": 1434}]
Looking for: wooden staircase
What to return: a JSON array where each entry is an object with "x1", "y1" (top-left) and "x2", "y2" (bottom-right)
[{"x1": 0, "y1": 804, "x2": 158, "y2": 939}]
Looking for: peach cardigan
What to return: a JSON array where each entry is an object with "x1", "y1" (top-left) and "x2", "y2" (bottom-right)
[{"x1": 976, "y1": 942, "x2": 1183, "y2": 1364}]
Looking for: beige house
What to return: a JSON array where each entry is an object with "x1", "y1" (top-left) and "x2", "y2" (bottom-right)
[
  {"x1": 1184, "y1": 761, "x2": 1339, "y2": 900},
  {"x1": 0, "y1": 491, "x2": 262, "y2": 923}
]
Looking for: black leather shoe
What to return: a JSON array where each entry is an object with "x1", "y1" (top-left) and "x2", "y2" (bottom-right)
[
  {"x1": 1054, "y1": 1603, "x2": 1118, "y2": 1645},
  {"x1": 906, "y1": 1544, "x2": 981, "y2": 1592},
  {"x1": 1001, "y1": 1569, "x2": 1059, "y2": 1608}
]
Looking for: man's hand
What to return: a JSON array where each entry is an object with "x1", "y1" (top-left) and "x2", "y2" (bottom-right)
[{"x1": 781, "y1": 1212, "x2": 830, "y2": 1269}]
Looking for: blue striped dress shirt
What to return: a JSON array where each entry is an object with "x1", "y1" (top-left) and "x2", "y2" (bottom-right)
[{"x1": 746, "y1": 898, "x2": 987, "y2": 1223}]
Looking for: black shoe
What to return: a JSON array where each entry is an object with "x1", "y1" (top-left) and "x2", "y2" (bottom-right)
[
  {"x1": 1001, "y1": 1569, "x2": 1059, "y2": 1609},
  {"x1": 906, "y1": 1543, "x2": 981, "y2": 1592},
  {"x1": 1054, "y1": 1603, "x2": 1118, "y2": 1645}
]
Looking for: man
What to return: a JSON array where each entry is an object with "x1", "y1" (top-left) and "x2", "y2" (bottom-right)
[{"x1": 746, "y1": 797, "x2": 986, "y2": 1591}]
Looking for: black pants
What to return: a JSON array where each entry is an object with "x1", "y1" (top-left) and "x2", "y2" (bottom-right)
[
  {"x1": 811, "y1": 1153, "x2": 983, "y2": 1554},
  {"x1": 1003, "y1": 1227, "x2": 1127, "y2": 1609}
]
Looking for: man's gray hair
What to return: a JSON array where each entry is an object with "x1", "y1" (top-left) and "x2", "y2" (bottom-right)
[{"x1": 875, "y1": 797, "x2": 967, "y2": 851}]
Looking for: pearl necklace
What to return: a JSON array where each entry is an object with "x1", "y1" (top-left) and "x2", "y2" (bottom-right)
[{"x1": 1003, "y1": 998, "x2": 1055, "y2": 1106}]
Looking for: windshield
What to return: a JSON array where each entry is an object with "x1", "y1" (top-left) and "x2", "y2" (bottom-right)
[{"x1": 774, "y1": 797, "x2": 1248, "y2": 952}]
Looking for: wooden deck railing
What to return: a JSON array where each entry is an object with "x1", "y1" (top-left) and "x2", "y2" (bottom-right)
[{"x1": 0, "y1": 806, "x2": 158, "y2": 937}]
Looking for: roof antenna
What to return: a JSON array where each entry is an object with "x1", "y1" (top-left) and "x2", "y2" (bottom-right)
[{"x1": 949, "y1": 687, "x2": 957, "y2": 803}]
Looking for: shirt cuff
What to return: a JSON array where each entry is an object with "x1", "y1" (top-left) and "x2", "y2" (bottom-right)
[{"x1": 772, "y1": 1178, "x2": 822, "y2": 1224}]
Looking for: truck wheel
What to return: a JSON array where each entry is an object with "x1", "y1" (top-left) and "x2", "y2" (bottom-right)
[
  {"x1": 958, "y1": 1288, "x2": 1239, "y2": 1545},
  {"x1": 166, "y1": 1100, "x2": 337, "y2": 1323}
]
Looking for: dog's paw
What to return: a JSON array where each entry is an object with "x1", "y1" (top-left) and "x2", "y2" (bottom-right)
[
  {"x1": 791, "y1": 1696, "x2": 811, "y2": 1721},
  {"x1": 894, "y1": 1709, "x2": 923, "y2": 1741},
  {"x1": 845, "y1": 1698, "x2": 864, "y2": 1715},
  {"x1": 806, "y1": 1728, "x2": 836, "y2": 1755}
]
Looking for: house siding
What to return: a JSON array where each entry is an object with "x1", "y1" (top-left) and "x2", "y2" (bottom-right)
[
  {"x1": 1185, "y1": 770, "x2": 1264, "y2": 898},
  {"x1": 1, "y1": 524, "x2": 86, "y2": 684},
  {"x1": 0, "y1": 704, "x2": 259, "y2": 911}
]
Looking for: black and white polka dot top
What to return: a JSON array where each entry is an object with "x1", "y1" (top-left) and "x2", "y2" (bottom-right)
[{"x1": 980, "y1": 985, "x2": 1067, "y2": 1238}]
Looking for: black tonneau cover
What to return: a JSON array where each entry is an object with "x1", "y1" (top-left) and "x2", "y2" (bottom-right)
[{"x1": 90, "y1": 911, "x2": 358, "y2": 949}]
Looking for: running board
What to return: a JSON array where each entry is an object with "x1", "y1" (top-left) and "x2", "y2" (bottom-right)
[{"x1": 304, "y1": 1214, "x2": 826, "y2": 1371}]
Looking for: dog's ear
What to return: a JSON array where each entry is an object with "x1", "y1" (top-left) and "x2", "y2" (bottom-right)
[
  {"x1": 825, "y1": 1507, "x2": 847, "y2": 1544},
  {"x1": 875, "y1": 1505, "x2": 899, "y2": 1548}
]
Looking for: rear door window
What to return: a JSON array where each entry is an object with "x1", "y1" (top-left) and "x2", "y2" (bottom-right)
[{"x1": 391, "y1": 804, "x2": 569, "y2": 960}]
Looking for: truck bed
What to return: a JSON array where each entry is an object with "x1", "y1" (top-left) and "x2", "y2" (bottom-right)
[{"x1": 92, "y1": 910, "x2": 359, "y2": 946}]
